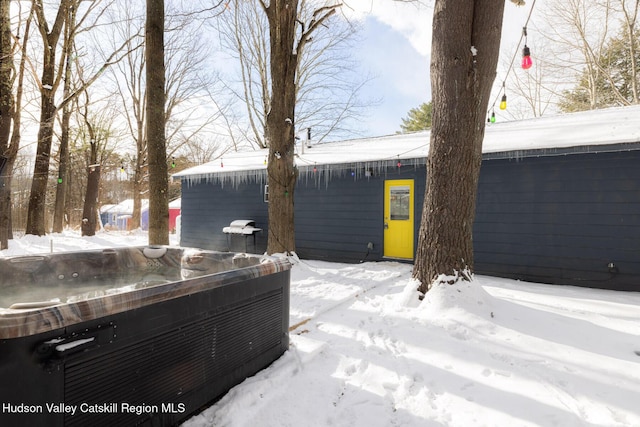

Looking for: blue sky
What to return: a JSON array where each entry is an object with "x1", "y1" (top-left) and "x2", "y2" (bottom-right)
[
  {"x1": 355, "y1": 17, "x2": 430, "y2": 137},
  {"x1": 349, "y1": 1, "x2": 542, "y2": 137}
]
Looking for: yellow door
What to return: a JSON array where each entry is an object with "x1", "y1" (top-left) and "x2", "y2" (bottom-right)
[{"x1": 384, "y1": 179, "x2": 414, "y2": 259}]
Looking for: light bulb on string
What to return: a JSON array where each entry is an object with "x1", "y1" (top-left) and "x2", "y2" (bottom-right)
[
  {"x1": 521, "y1": 27, "x2": 532, "y2": 70},
  {"x1": 490, "y1": 111, "x2": 496, "y2": 123},
  {"x1": 499, "y1": 94, "x2": 507, "y2": 110},
  {"x1": 522, "y1": 45, "x2": 532, "y2": 69}
]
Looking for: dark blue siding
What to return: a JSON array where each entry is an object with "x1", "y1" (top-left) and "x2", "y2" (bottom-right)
[
  {"x1": 180, "y1": 180, "x2": 268, "y2": 253},
  {"x1": 474, "y1": 150, "x2": 640, "y2": 291},
  {"x1": 295, "y1": 173, "x2": 383, "y2": 262},
  {"x1": 295, "y1": 167, "x2": 425, "y2": 262},
  {"x1": 180, "y1": 148, "x2": 640, "y2": 291},
  {"x1": 181, "y1": 166, "x2": 425, "y2": 262}
]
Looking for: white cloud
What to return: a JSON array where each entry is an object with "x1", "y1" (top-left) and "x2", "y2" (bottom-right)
[{"x1": 341, "y1": 0, "x2": 433, "y2": 56}]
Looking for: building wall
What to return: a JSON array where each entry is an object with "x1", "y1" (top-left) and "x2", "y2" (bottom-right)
[
  {"x1": 295, "y1": 168, "x2": 425, "y2": 262},
  {"x1": 180, "y1": 180, "x2": 268, "y2": 253},
  {"x1": 180, "y1": 166, "x2": 425, "y2": 262},
  {"x1": 180, "y1": 149, "x2": 640, "y2": 291},
  {"x1": 474, "y1": 150, "x2": 640, "y2": 291}
]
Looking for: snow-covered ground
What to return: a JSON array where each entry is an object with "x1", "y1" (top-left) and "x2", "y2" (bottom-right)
[{"x1": 2, "y1": 231, "x2": 639, "y2": 426}]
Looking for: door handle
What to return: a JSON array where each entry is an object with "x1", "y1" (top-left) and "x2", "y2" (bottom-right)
[{"x1": 384, "y1": 222, "x2": 389, "y2": 229}]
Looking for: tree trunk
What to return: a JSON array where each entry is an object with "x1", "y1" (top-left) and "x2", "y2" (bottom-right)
[
  {"x1": 0, "y1": 157, "x2": 9, "y2": 250},
  {"x1": 264, "y1": 0, "x2": 299, "y2": 255},
  {"x1": 81, "y1": 165, "x2": 100, "y2": 236},
  {"x1": 413, "y1": 0, "x2": 505, "y2": 293},
  {"x1": 146, "y1": 0, "x2": 169, "y2": 245},
  {"x1": 0, "y1": 0, "x2": 31, "y2": 248},
  {"x1": 26, "y1": 102, "x2": 56, "y2": 236},
  {"x1": 53, "y1": 5, "x2": 76, "y2": 233},
  {"x1": 132, "y1": 160, "x2": 144, "y2": 230},
  {"x1": 0, "y1": 0, "x2": 13, "y2": 249},
  {"x1": 52, "y1": 105, "x2": 71, "y2": 233},
  {"x1": 26, "y1": 2, "x2": 68, "y2": 236}
]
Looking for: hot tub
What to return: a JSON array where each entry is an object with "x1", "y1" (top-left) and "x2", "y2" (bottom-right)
[{"x1": 0, "y1": 246, "x2": 291, "y2": 427}]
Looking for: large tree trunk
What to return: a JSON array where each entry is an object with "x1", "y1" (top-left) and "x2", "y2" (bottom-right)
[
  {"x1": 25, "y1": 102, "x2": 57, "y2": 236},
  {"x1": 81, "y1": 165, "x2": 100, "y2": 236},
  {"x1": 146, "y1": 0, "x2": 169, "y2": 245},
  {"x1": 413, "y1": 0, "x2": 505, "y2": 293},
  {"x1": 263, "y1": 0, "x2": 299, "y2": 255},
  {"x1": 0, "y1": 157, "x2": 10, "y2": 250},
  {"x1": 0, "y1": 0, "x2": 13, "y2": 249},
  {"x1": 53, "y1": 5, "x2": 76, "y2": 233},
  {"x1": 26, "y1": 2, "x2": 68, "y2": 236}
]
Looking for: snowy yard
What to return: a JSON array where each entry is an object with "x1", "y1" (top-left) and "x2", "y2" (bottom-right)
[{"x1": 2, "y1": 231, "x2": 640, "y2": 426}]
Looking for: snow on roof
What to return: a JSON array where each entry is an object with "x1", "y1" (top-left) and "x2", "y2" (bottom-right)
[
  {"x1": 100, "y1": 199, "x2": 149, "y2": 214},
  {"x1": 169, "y1": 198, "x2": 181, "y2": 209},
  {"x1": 173, "y1": 105, "x2": 640, "y2": 185}
]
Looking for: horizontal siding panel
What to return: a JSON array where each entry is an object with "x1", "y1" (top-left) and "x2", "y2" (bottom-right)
[
  {"x1": 475, "y1": 150, "x2": 640, "y2": 289},
  {"x1": 180, "y1": 149, "x2": 638, "y2": 290},
  {"x1": 474, "y1": 231, "x2": 639, "y2": 254}
]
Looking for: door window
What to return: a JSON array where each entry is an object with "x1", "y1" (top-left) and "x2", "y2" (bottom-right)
[{"x1": 389, "y1": 186, "x2": 410, "y2": 220}]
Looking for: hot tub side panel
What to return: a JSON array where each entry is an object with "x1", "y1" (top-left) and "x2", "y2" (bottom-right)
[{"x1": 0, "y1": 268, "x2": 290, "y2": 427}]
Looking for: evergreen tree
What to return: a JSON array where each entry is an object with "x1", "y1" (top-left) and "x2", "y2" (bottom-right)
[
  {"x1": 560, "y1": 29, "x2": 640, "y2": 112},
  {"x1": 399, "y1": 102, "x2": 433, "y2": 132}
]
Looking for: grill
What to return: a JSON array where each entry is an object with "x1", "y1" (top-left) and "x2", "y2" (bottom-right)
[{"x1": 222, "y1": 220, "x2": 262, "y2": 252}]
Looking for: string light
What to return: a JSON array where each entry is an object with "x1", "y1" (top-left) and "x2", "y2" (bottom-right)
[
  {"x1": 500, "y1": 83, "x2": 507, "y2": 110},
  {"x1": 522, "y1": 27, "x2": 532, "y2": 70},
  {"x1": 489, "y1": 0, "x2": 538, "y2": 116},
  {"x1": 491, "y1": 111, "x2": 496, "y2": 123}
]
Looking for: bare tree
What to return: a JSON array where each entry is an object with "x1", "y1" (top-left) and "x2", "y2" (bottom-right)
[
  {"x1": 26, "y1": 0, "x2": 140, "y2": 236},
  {"x1": 413, "y1": 1, "x2": 505, "y2": 292},
  {"x1": 0, "y1": 2, "x2": 34, "y2": 248},
  {"x1": 217, "y1": 0, "x2": 270, "y2": 147},
  {"x1": 108, "y1": 6, "x2": 147, "y2": 229},
  {"x1": 108, "y1": 2, "x2": 223, "y2": 230},
  {"x1": 542, "y1": 0, "x2": 614, "y2": 109},
  {"x1": 146, "y1": 0, "x2": 168, "y2": 245},
  {"x1": 542, "y1": 0, "x2": 640, "y2": 111},
  {"x1": 501, "y1": 40, "x2": 558, "y2": 119},
  {"x1": 0, "y1": 0, "x2": 14, "y2": 249},
  {"x1": 259, "y1": 0, "x2": 341, "y2": 254},
  {"x1": 51, "y1": 3, "x2": 77, "y2": 233},
  {"x1": 24, "y1": 0, "x2": 70, "y2": 236},
  {"x1": 219, "y1": 0, "x2": 367, "y2": 149},
  {"x1": 610, "y1": 0, "x2": 639, "y2": 104}
]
